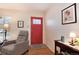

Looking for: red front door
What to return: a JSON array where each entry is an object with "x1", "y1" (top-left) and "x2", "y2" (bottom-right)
[{"x1": 31, "y1": 17, "x2": 43, "y2": 44}]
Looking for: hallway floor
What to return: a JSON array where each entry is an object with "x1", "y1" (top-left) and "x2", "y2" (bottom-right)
[
  {"x1": 25, "y1": 44, "x2": 53, "y2": 55},
  {"x1": 27, "y1": 48, "x2": 53, "y2": 55}
]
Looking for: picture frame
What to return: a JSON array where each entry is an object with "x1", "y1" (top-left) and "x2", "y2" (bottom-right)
[
  {"x1": 61, "y1": 3, "x2": 77, "y2": 25},
  {"x1": 17, "y1": 21, "x2": 24, "y2": 28}
]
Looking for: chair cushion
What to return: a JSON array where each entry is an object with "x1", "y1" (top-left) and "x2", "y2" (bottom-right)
[
  {"x1": 16, "y1": 36, "x2": 25, "y2": 43},
  {"x1": 2, "y1": 44, "x2": 15, "y2": 54},
  {"x1": 17, "y1": 30, "x2": 28, "y2": 41}
]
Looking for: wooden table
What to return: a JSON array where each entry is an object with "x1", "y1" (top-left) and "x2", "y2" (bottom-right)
[{"x1": 55, "y1": 40, "x2": 79, "y2": 55}]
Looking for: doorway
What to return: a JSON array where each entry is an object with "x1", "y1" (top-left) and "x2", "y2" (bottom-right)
[{"x1": 31, "y1": 16, "x2": 43, "y2": 45}]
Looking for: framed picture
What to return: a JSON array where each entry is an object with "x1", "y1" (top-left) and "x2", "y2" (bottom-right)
[
  {"x1": 17, "y1": 21, "x2": 24, "y2": 28},
  {"x1": 61, "y1": 3, "x2": 77, "y2": 25}
]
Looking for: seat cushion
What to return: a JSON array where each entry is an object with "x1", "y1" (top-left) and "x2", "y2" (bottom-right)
[
  {"x1": 16, "y1": 36, "x2": 25, "y2": 43},
  {"x1": 2, "y1": 44, "x2": 15, "y2": 54}
]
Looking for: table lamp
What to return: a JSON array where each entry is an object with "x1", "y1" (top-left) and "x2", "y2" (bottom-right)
[
  {"x1": 4, "y1": 24, "x2": 9, "y2": 41},
  {"x1": 69, "y1": 32, "x2": 76, "y2": 45}
]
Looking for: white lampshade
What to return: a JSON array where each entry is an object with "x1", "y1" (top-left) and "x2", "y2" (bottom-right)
[
  {"x1": 70, "y1": 32, "x2": 76, "y2": 38},
  {"x1": 4, "y1": 24, "x2": 9, "y2": 30}
]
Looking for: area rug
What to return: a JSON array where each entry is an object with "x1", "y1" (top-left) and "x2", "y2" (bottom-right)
[{"x1": 30, "y1": 44, "x2": 47, "y2": 49}]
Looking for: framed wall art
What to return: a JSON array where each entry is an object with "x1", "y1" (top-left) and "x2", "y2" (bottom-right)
[
  {"x1": 17, "y1": 21, "x2": 24, "y2": 28},
  {"x1": 61, "y1": 3, "x2": 77, "y2": 25}
]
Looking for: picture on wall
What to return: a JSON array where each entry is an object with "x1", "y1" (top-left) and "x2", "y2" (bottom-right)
[
  {"x1": 61, "y1": 3, "x2": 77, "y2": 25},
  {"x1": 17, "y1": 21, "x2": 24, "y2": 28}
]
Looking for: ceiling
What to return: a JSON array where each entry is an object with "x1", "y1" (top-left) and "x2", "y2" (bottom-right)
[{"x1": 0, "y1": 3, "x2": 52, "y2": 12}]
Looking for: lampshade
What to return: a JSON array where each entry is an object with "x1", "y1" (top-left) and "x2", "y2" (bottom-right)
[
  {"x1": 4, "y1": 24, "x2": 9, "y2": 30},
  {"x1": 70, "y1": 32, "x2": 76, "y2": 38}
]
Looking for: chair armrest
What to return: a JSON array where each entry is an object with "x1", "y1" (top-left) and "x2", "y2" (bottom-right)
[{"x1": 3, "y1": 40, "x2": 16, "y2": 46}]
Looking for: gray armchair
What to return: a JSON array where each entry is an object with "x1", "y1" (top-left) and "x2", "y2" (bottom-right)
[{"x1": 1, "y1": 30, "x2": 29, "y2": 55}]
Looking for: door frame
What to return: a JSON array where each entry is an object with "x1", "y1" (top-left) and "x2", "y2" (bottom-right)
[{"x1": 30, "y1": 16, "x2": 43, "y2": 45}]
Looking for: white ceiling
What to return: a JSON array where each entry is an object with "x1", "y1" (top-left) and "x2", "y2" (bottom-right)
[{"x1": 0, "y1": 3, "x2": 52, "y2": 12}]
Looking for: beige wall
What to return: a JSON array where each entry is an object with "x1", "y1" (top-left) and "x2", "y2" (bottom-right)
[
  {"x1": 0, "y1": 8, "x2": 45, "y2": 45},
  {"x1": 44, "y1": 3, "x2": 79, "y2": 52}
]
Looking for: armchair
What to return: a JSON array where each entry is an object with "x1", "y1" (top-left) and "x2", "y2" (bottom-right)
[{"x1": 1, "y1": 30, "x2": 29, "y2": 55}]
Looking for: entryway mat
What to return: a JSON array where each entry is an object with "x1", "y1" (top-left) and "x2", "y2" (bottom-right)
[{"x1": 30, "y1": 44, "x2": 47, "y2": 49}]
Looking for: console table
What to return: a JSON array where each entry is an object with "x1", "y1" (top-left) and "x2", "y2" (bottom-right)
[{"x1": 55, "y1": 40, "x2": 79, "y2": 55}]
